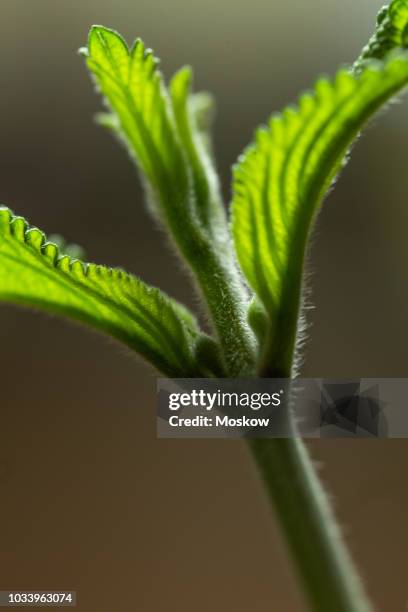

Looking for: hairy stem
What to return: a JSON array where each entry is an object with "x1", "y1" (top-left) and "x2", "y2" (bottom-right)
[
  {"x1": 194, "y1": 245, "x2": 257, "y2": 377},
  {"x1": 247, "y1": 407, "x2": 374, "y2": 611},
  {"x1": 251, "y1": 206, "x2": 374, "y2": 609}
]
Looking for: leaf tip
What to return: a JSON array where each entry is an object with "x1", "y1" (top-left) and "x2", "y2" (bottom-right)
[{"x1": 86, "y1": 24, "x2": 129, "y2": 58}]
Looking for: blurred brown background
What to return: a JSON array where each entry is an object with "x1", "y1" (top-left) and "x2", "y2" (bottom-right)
[{"x1": 0, "y1": 0, "x2": 407, "y2": 610}]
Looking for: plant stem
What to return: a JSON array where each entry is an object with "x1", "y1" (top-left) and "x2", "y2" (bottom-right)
[
  {"x1": 194, "y1": 246, "x2": 257, "y2": 376},
  {"x1": 248, "y1": 432, "x2": 374, "y2": 612}
]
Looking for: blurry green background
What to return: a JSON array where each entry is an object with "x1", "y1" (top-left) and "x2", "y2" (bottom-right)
[{"x1": 0, "y1": 0, "x2": 407, "y2": 610}]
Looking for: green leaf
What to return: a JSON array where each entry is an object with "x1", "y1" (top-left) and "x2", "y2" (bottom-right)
[
  {"x1": 83, "y1": 26, "x2": 230, "y2": 253},
  {"x1": 355, "y1": 0, "x2": 408, "y2": 71},
  {"x1": 0, "y1": 207, "x2": 202, "y2": 376},
  {"x1": 82, "y1": 26, "x2": 213, "y2": 262},
  {"x1": 170, "y1": 67, "x2": 225, "y2": 236},
  {"x1": 232, "y1": 53, "x2": 408, "y2": 376},
  {"x1": 190, "y1": 90, "x2": 216, "y2": 155}
]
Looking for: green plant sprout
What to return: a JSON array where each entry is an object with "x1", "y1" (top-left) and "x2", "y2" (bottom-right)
[{"x1": 0, "y1": 1, "x2": 407, "y2": 610}]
